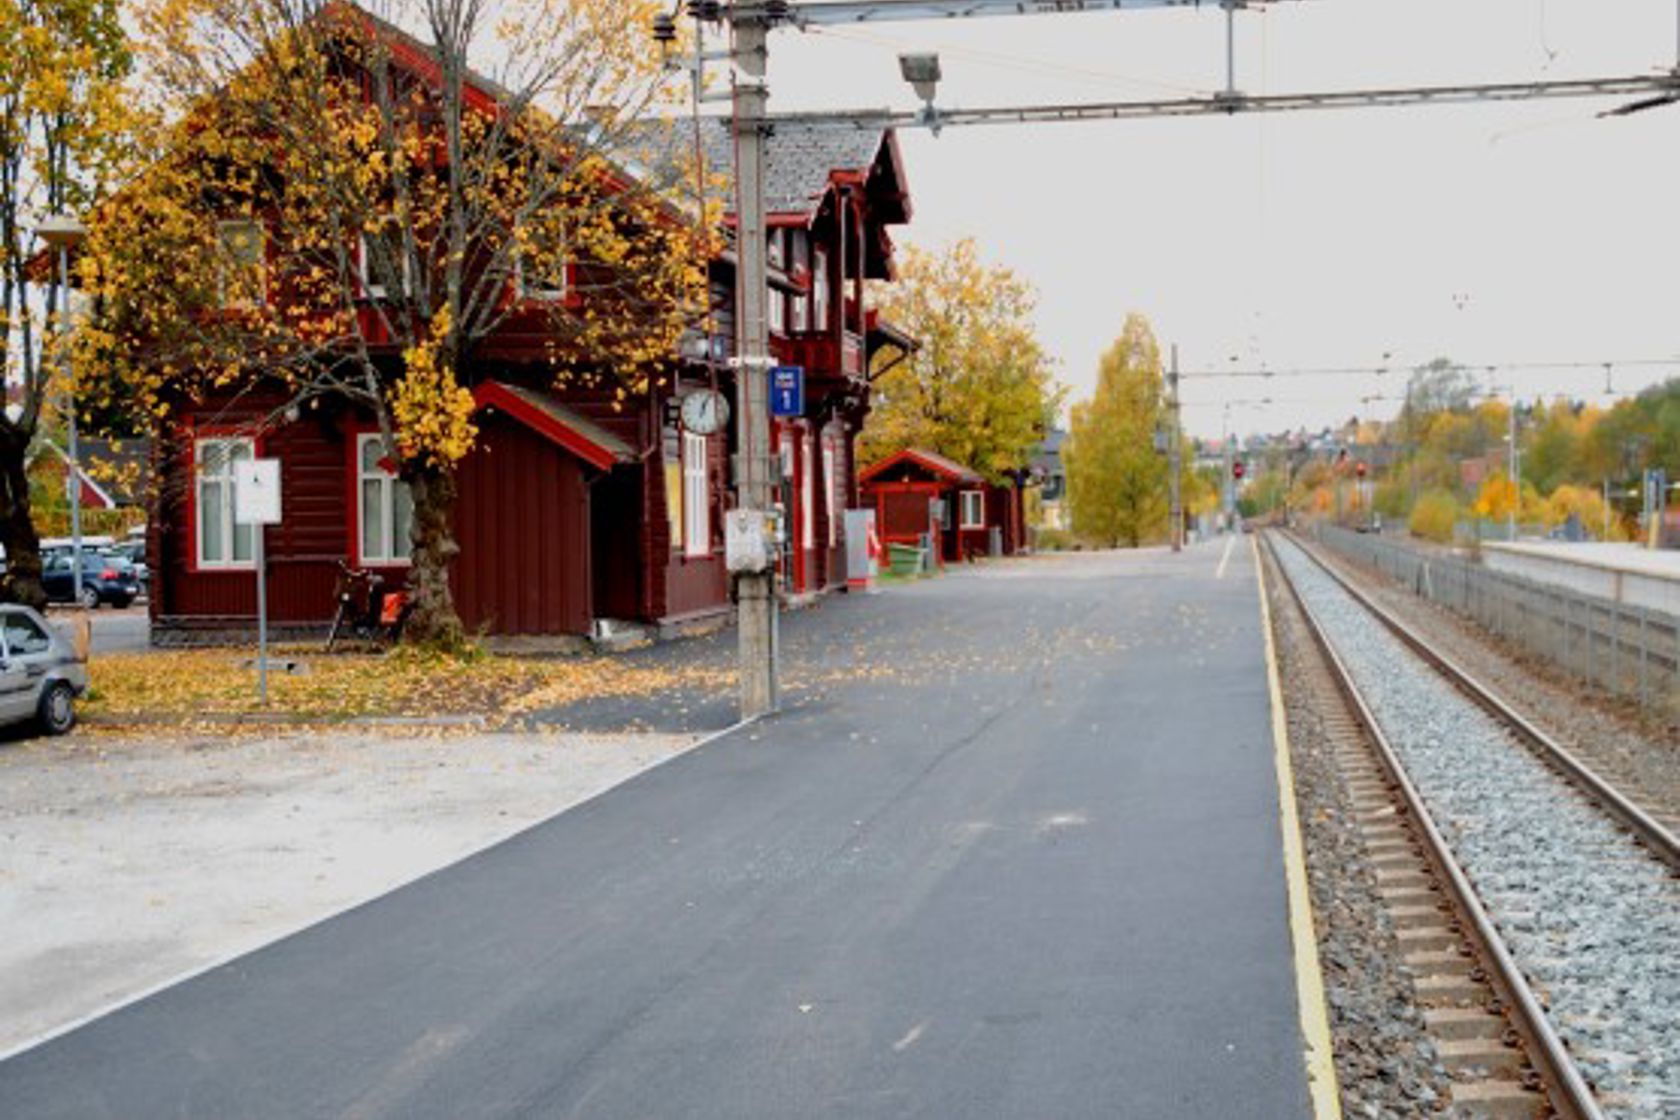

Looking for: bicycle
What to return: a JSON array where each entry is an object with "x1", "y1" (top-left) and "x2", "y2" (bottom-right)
[{"x1": 326, "y1": 561, "x2": 412, "y2": 651}]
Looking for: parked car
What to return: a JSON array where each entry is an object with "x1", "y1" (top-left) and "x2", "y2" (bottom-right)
[
  {"x1": 103, "y1": 541, "x2": 149, "y2": 595},
  {"x1": 41, "y1": 551, "x2": 141, "y2": 609},
  {"x1": 0, "y1": 604, "x2": 87, "y2": 734}
]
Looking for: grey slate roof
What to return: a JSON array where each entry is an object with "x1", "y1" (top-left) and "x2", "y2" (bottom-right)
[{"x1": 624, "y1": 118, "x2": 888, "y2": 217}]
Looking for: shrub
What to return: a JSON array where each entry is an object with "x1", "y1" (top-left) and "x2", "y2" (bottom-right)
[{"x1": 1408, "y1": 489, "x2": 1459, "y2": 543}]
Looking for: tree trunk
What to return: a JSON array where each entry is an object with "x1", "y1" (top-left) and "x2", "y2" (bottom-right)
[
  {"x1": 403, "y1": 466, "x2": 466, "y2": 650},
  {"x1": 0, "y1": 439, "x2": 47, "y2": 611}
]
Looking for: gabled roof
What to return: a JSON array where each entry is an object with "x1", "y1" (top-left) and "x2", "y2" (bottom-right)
[
  {"x1": 473, "y1": 382, "x2": 634, "y2": 472},
  {"x1": 624, "y1": 118, "x2": 911, "y2": 224},
  {"x1": 859, "y1": 447, "x2": 982, "y2": 486}
]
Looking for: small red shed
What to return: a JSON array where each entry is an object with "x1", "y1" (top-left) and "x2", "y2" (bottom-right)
[{"x1": 860, "y1": 448, "x2": 1000, "y2": 565}]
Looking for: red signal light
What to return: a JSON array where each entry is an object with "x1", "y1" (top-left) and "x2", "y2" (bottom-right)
[{"x1": 1233, "y1": 460, "x2": 1245, "y2": 480}]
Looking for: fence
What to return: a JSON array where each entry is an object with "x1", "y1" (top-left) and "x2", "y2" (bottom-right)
[{"x1": 1311, "y1": 525, "x2": 1680, "y2": 719}]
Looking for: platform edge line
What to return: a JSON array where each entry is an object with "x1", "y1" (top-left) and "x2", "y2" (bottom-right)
[{"x1": 1254, "y1": 535, "x2": 1343, "y2": 1120}]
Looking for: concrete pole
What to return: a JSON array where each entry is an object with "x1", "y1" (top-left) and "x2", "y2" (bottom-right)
[
  {"x1": 732, "y1": 14, "x2": 778, "y2": 718},
  {"x1": 59, "y1": 244, "x2": 83, "y2": 606},
  {"x1": 1168, "y1": 344, "x2": 1182, "y2": 551},
  {"x1": 1507, "y1": 396, "x2": 1517, "y2": 542}
]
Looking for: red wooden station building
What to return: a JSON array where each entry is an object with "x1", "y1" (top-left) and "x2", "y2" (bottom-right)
[{"x1": 143, "y1": 10, "x2": 917, "y2": 645}]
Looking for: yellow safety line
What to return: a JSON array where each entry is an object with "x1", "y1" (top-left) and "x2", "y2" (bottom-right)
[{"x1": 1254, "y1": 536, "x2": 1343, "y2": 1120}]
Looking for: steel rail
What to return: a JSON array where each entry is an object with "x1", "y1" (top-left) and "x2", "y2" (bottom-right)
[
  {"x1": 1285, "y1": 530, "x2": 1680, "y2": 874},
  {"x1": 1261, "y1": 532, "x2": 1604, "y2": 1120}
]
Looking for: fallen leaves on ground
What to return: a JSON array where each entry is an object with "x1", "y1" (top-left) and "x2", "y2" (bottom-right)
[{"x1": 85, "y1": 645, "x2": 736, "y2": 729}]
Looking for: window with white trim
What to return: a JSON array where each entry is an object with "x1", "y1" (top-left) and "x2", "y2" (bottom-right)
[
  {"x1": 768, "y1": 286, "x2": 787, "y2": 335},
  {"x1": 515, "y1": 221, "x2": 568, "y2": 301},
  {"x1": 196, "y1": 437, "x2": 256, "y2": 568},
  {"x1": 216, "y1": 219, "x2": 266, "y2": 309},
  {"x1": 823, "y1": 442, "x2": 838, "y2": 547},
  {"x1": 359, "y1": 225, "x2": 412, "y2": 300},
  {"x1": 790, "y1": 231, "x2": 810, "y2": 332},
  {"x1": 357, "y1": 434, "x2": 413, "y2": 564},
  {"x1": 812, "y1": 248, "x2": 829, "y2": 333},
  {"x1": 682, "y1": 432, "x2": 709, "y2": 557},
  {"x1": 800, "y1": 437, "x2": 814, "y2": 550},
  {"x1": 959, "y1": 489, "x2": 985, "y2": 530}
]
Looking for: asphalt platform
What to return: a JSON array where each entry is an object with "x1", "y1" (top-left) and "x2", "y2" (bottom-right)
[{"x1": 0, "y1": 537, "x2": 1312, "y2": 1119}]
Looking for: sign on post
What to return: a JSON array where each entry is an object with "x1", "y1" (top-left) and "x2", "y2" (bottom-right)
[
  {"x1": 769, "y1": 365, "x2": 804, "y2": 418},
  {"x1": 234, "y1": 459, "x2": 282, "y2": 704},
  {"x1": 234, "y1": 459, "x2": 283, "y2": 525}
]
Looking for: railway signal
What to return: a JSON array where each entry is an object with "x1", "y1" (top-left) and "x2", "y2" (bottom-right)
[{"x1": 1233, "y1": 460, "x2": 1246, "y2": 481}]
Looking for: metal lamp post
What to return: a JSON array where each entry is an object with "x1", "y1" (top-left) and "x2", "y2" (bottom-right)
[{"x1": 36, "y1": 214, "x2": 88, "y2": 606}]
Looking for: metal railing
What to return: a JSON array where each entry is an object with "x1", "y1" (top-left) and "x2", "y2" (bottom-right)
[{"x1": 1311, "y1": 525, "x2": 1680, "y2": 718}]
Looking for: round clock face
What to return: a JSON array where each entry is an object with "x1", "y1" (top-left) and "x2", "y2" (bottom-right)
[{"x1": 680, "y1": 389, "x2": 730, "y2": 436}]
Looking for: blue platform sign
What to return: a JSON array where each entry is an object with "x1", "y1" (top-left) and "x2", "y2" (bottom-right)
[{"x1": 769, "y1": 365, "x2": 805, "y2": 418}]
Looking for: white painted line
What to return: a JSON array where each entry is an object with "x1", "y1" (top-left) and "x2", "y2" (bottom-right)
[
  {"x1": 892, "y1": 1021, "x2": 928, "y2": 1053},
  {"x1": 0, "y1": 716, "x2": 760, "y2": 1065},
  {"x1": 1216, "y1": 534, "x2": 1238, "y2": 579}
]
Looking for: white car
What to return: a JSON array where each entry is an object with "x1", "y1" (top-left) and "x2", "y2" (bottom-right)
[{"x1": 0, "y1": 605, "x2": 89, "y2": 735}]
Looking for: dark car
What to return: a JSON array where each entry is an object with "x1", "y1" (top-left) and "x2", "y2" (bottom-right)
[
  {"x1": 42, "y1": 551, "x2": 141, "y2": 609},
  {"x1": 105, "y1": 541, "x2": 150, "y2": 595}
]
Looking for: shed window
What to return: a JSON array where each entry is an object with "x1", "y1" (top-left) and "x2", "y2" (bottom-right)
[
  {"x1": 683, "y1": 432, "x2": 709, "y2": 557},
  {"x1": 357, "y1": 434, "x2": 413, "y2": 564},
  {"x1": 959, "y1": 490, "x2": 985, "y2": 530},
  {"x1": 196, "y1": 437, "x2": 256, "y2": 568}
]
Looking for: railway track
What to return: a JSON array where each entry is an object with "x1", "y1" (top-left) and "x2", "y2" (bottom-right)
[{"x1": 1263, "y1": 531, "x2": 1680, "y2": 1120}]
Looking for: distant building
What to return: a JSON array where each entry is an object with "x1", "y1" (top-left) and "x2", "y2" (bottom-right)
[{"x1": 1031, "y1": 429, "x2": 1067, "y2": 530}]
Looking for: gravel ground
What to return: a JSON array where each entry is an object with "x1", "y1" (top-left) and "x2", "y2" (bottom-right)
[
  {"x1": 1276, "y1": 535, "x2": 1680, "y2": 1119},
  {"x1": 1261, "y1": 545, "x2": 1452, "y2": 1117},
  {"x1": 0, "y1": 727, "x2": 698, "y2": 1056},
  {"x1": 1309, "y1": 532, "x2": 1680, "y2": 822}
]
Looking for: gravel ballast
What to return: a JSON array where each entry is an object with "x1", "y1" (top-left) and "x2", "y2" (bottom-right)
[
  {"x1": 1274, "y1": 534, "x2": 1680, "y2": 1119},
  {"x1": 1262, "y1": 545, "x2": 1453, "y2": 1117}
]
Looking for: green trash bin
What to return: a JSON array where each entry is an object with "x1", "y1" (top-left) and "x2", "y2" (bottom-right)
[{"x1": 887, "y1": 542, "x2": 925, "y2": 577}]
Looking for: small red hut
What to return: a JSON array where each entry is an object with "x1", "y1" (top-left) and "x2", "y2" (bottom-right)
[{"x1": 859, "y1": 448, "x2": 1024, "y2": 565}]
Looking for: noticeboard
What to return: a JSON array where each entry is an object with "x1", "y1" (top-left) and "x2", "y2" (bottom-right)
[{"x1": 234, "y1": 459, "x2": 283, "y2": 525}]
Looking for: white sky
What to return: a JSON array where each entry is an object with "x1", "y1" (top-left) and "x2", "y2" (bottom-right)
[{"x1": 759, "y1": 0, "x2": 1680, "y2": 438}]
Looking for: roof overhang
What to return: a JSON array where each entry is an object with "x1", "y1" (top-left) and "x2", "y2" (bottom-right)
[
  {"x1": 859, "y1": 447, "x2": 982, "y2": 487},
  {"x1": 473, "y1": 381, "x2": 635, "y2": 472}
]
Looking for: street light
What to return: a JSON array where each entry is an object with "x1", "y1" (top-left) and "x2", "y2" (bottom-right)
[{"x1": 36, "y1": 214, "x2": 88, "y2": 607}]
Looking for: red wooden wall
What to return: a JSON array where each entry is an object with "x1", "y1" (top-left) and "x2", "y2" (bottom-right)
[{"x1": 453, "y1": 414, "x2": 592, "y2": 636}]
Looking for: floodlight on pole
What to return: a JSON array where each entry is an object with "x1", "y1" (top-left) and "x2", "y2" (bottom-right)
[
  {"x1": 36, "y1": 213, "x2": 89, "y2": 608},
  {"x1": 899, "y1": 52, "x2": 943, "y2": 133}
]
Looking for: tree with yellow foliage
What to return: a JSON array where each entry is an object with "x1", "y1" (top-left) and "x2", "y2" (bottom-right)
[
  {"x1": 83, "y1": 0, "x2": 709, "y2": 646},
  {"x1": 860, "y1": 239, "x2": 1061, "y2": 483},
  {"x1": 1065, "y1": 314, "x2": 1170, "y2": 548},
  {"x1": 0, "y1": 0, "x2": 131, "y2": 608}
]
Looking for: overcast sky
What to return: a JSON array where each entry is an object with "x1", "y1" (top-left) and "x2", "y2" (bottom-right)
[{"x1": 754, "y1": 0, "x2": 1680, "y2": 438}]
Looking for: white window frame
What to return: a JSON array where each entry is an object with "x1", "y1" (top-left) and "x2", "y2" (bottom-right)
[
  {"x1": 514, "y1": 227, "x2": 569, "y2": 302},
  {"x1": 768, "y1": 286, "x2": 787, "y2": 335},
  {"x1": 195, "y1": 436, "x2": 256, "y2": 569},
  {"x1": 800, "y1": 436, "x2": 815, "y2": 551},
  {"x1": 812, "y1": 248, "x2": 829, "y2": 333},
  {"x1": 358, "y1": 228, "x2": 413, "y2": 300},
  {"x1": 682, "y1": 432, "x2": 710, "y2": 558},
  {"x1": 216, "y1": 219, "x2": 267, "y2": 309},
  {"x1": 356, "y1": 433, "x2": 413, "y2": 565},
  {"x1": 959, "y1": 489, "x2": 985, "y2": 530},
  {"x1": 823, "y1": 442, "x2": 838, "y2": 547}
]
